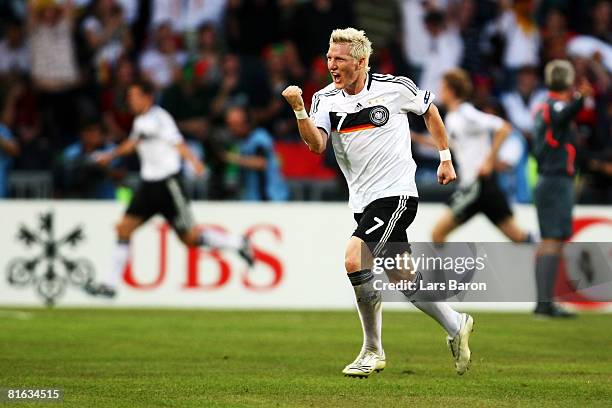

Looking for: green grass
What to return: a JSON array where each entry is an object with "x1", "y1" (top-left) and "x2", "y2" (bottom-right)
[{"x1": 1, "y1": 309, "x2": 611, "y2": 407}]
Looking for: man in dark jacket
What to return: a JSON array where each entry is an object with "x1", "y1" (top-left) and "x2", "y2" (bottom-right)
[{"x1": 532, "y1": 59, "x2": 593, "y2": 318}]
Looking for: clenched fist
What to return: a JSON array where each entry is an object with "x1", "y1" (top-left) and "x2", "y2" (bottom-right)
[
  {"x1": 282, "y1": 85, "x2": 305, "y2": 111},
  {"x1": 437, "y1": 160, "x2": 457, "y2": 185}
]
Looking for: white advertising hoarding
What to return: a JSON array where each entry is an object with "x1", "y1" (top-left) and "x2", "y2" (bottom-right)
[{"x1": 1, "y1": 201, "x2": 611, "y2": 311}]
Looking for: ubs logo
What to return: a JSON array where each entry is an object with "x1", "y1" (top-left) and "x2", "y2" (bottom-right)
[{"x1": 5, "y1": 212, "x2": 100, "y2": 306}]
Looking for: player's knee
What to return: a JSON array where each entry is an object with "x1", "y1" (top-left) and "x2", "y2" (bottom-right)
[
  {"x1": 179, "y1": 229, "x2": 200, "y2": 247},
  {"x1": 431, "y1": 226, "x2": 446, "y2": 244},
  {"x1": 344, "y1": 254, "x2": 362, "y2": 274},
  {"x1": 115, "y1": 222, "x2": 133, "y2": 240},
  {"x1": 344, "y1": 239, "x2": 364, "y2": 273}
]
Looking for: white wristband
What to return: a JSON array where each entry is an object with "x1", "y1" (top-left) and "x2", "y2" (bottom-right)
[
  {"x1": 439, "y1": 149, "x2": 452, "y2": 162},
  {"x1": 294, "y1": 109, "x2": 308, "y2": 120}
]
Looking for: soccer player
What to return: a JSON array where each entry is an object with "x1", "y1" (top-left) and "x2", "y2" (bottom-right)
[
  {"x1": 532, "y1": 60, "x2": 593, "y2": 318},
  {"x1": 87, "y1": 80, "x2": 253, "y2": 298},
  {"x1": 431, "y1": 69, "x2": 533, "y2": 244},
  {"x1": 282, "y1": 28, "x2": 473, "y2": 377}
]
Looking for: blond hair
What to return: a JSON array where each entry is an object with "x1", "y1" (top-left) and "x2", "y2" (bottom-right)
[
  {"x1": 329, "y1": 28, "x2": 373, "y2": 72},
  {"x1": 545, "y1": 59, "x2": 575, "y2": 91},
  {"x1": 443, "y1": 69, "x2": 473, "y2": 100}
]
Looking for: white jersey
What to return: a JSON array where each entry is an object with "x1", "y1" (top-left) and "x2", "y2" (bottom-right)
[
  {"x1": 445, "y1": 102, "x2": 504, "y2": 187},
  {"x1": 310, "y1": 73, "x2": 434, "y2": 212},
  {"x1": 129, "y1": 105, "x2": 183, "y2": 181}
]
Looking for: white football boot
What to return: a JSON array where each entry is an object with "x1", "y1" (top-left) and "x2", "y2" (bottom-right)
[
  {"x1": 342, "y1": 350, "x2": 386, "y2": 378},
  {"x1": 447, "y1": 313, "x2": 474, "y2": 375}
]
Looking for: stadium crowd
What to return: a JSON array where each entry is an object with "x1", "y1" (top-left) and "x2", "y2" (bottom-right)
[{"x1": 0, "y1": 0, "x2": 610, "y2": 202}]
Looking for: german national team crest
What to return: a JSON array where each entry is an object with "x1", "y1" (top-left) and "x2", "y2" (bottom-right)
[
  {"x1": 5, "y1": 212, "x2": 98, "y2": 306},
  {"x1": 369, "y1": 106, "x2": 389, "y2": 126}
]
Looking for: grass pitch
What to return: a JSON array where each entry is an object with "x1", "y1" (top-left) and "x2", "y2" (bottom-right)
[{"x1": 1, "y1": 308, "x2": 611, "y2": 407}]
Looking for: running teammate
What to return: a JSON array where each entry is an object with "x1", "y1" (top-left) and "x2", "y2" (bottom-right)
[
  {"x1": 86, "y1": 80, "x2": 253, "y2": 298},
  {"x1": 282, "y1": 28, "x2": 473, "y2": 377},
  {"x1": 431, "y1": 69, "x2": 533, "y2": 244}
]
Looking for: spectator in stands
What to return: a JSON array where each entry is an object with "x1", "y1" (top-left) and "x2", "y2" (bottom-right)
[
  {"x1": 225, "y1": 0, "x2": 282, "y2": 56},
  {"x1": 0, "y1": 0, "x2": 609, "y2": 203},
  {"x1": 224, "y1": 106, "x2": 288, "y2": 201},
  {"x1": 454, "y1": 0, "x2": 482, "y2": 75},
  {"x1": 58, "y1": 118, "x2": 123, "y2": 199},
  {"x1": 399, "y1": 0, "x2": 434, "y2": 79},
  {"x1": 590, "y1": 0, "x2": 611, "y2": 43},
  {"x1": 28, "y1": 0, "x2": 81, "y2": 144},
  {"x1": 500, "y1": 66, "x2": 547, "y2": 142},
  {"x1": 161, "y1": 62, "x2": 214, "y2": 141},
  {"x1": 0, "y1": 21, "x2": 29, "y2": 77},
  {"x1": 353, "y1": 0, "x2": 401, "y2": 72},
  {"x1": 302, "y1": 57, "x2": 331, "y2": 113},
  {"x1": 100, "y1": 56, "x2": 135, "y2": 143},
  {"x1": 540, "y1": 8, "x2": 573, "y2": 64},
  {"x1": 572, "y1": 54, "x2": 611, "y2": 204},
  {"x1": 419, "y1": 9, "x2": 464, "y2": 96},
  {"x1": 151, "y1": 0, "x2": 226, "y2": 33},
  {"x1": 1, "y1": 78, "x2": 50, "y2": 172},
  {"x1": 80, "y1": 0, "x2": 133, "y2": 83},
  {"x1": 482, "y1": 102, "x2": 531, "y2": 203},
  {"x1": 0, "y1": 122, "x2": 19, "y2": 197},
  {"x1": 491, "y1": 0, "x2": 540, "y2": 83},
  {"x1": 139, "y1": 22, "x2": 187, "y2": 90},
  {"x1": 253, "y1": 44, "x2": 301, "y2": 140},
  {"x1": 190, "y1": 24, "x2": 222, "y2": 85},
  {"x1": 289, "y1": 0, "x2": 354, "y2": 67},
  {"x1": 209, "y1": 54, "x2": 249, "y2": 117}
]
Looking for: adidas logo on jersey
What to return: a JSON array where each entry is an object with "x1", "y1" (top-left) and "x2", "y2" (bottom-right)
[{"x1": 355, "y1": 103, "x2": 363, "y2": 111}]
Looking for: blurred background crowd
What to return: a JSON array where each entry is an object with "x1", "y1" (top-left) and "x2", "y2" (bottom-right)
[{"x1": 0, "y1": 0, "x2": 610, "y2": 203}]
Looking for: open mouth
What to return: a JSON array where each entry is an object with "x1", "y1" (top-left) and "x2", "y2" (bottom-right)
[{"x1": 331, "y1": 72, "x2": 341, "y2": 83}]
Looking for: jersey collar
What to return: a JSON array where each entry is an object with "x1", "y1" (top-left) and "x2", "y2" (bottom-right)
[{"x1": 342, "y1": 73, "x2": 371, "y2": 97}]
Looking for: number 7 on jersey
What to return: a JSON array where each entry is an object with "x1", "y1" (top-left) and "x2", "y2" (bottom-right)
[{"x1": 336, "y1": 112, "x2": 348, "y2": 132}]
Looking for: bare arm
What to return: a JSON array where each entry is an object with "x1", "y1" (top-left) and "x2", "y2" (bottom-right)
[
  {"x1": 410, "y1": 131, "x2": 438, "y2": 149},
  {"x1": 95, "y1": 138, "x2": 138, "y2": 166},
  {"x1": 281, "y1": 85, "x2": 328, "y2": 154},
  {"x1": 479, "y1": 121, "x2": 512, "y2": 176},
  {"x1": 490, "y1": 122, "x2": 512, "y2": 160},
  {"x1": 111, "y1": 138, "x2": 139, "y2": 158},
  {"x1": 423, "y1": 104, "x2": 456, "y2": 185},
  {"x1": 225, "y1": 152, "x2": 267, "y2": 170},
  {"x1": 0, "y1": 136, "x2": 19, "y2": 157},
  {"x1": 176, "y1": 142, "x2": 205, "y2": 175},
  {"x1": 423, "y1": 104, "x2": 448, "y2": 150}
]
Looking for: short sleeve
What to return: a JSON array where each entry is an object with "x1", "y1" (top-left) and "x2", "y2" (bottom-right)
[
  {"x1": 472, "y1": 109, "x2": 505, "y2": 133},
  {"x1": 397, "y1": 79, "x2": 435, "y2": 116},
  {"x1": 159, "y1": 110, "x2": 183, "y2": 144},
  {"x1": 309, "y1": 92, "x2": 332, "y2": 135},
  {"x1": 128, "y1": 117, "x2": 141, "y2": 141}
]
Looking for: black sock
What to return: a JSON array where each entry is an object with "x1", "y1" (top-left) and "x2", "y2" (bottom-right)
[{"x1": 535, "y1": 254, "x2": 561, "y2": 305}]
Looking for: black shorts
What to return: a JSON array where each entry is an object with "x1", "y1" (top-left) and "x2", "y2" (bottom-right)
[
  {"x1": 126, "y1": 174, "x2": 194, "y2": 234},
  {"x1": 353, "y1": 195, "x2": 418, "y2": 257},
  {"x1": 448, "y1": 175, "x2": 512, "y2": 225},
  {"x1": 534, "y1": 175, "x2": 574, "y2": 239}
]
